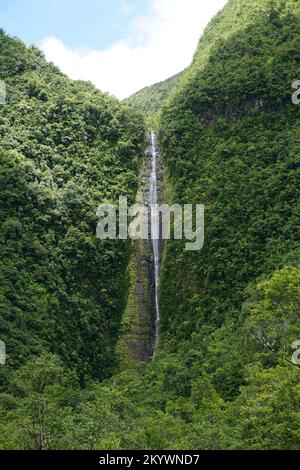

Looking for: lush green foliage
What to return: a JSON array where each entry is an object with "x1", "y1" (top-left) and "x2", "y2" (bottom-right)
[
  {"x1": 0, "y1": 29, "x2": 146, "y2": 382},
  {"x1": 155, "y1": 0, "x2": 300, "y2": 449},
  {"x1": 2, "y1": 265, "x2": 300, "y2": 449},
  {"x1": 159, "y1": 0, "x2": 300, "y2": 349},
  {"x1": 123, "y1": 72, "x2": 182, "y2": 118}
]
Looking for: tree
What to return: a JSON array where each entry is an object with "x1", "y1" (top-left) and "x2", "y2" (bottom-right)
[{"x1": 0, "y1": 354, "x2": 80, "y2": 450}]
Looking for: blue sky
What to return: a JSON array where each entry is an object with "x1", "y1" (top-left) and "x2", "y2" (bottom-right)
[
  {"x1": 0, "y1": 0, "x2": 149, "y2": 49},
  {"x1": 0, "y1": 0, "x2": 228, "y2": 98}
]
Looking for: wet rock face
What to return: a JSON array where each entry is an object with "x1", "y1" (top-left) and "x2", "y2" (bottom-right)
[
  {"x1": 120, "y1": 134, "x2": 164, "y2": 363},
  {"x1": 130, "y1": 238, "x2": 154, "y2": 362}
]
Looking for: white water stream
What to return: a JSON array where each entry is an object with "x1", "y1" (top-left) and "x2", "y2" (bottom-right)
[{"x1": 150, "y1": 132, "x2": 160, "y2": 355}]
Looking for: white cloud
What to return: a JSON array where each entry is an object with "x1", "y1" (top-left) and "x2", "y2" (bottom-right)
[{"x1": 41, "y1": 0, "x2": 227, "y2": 99}]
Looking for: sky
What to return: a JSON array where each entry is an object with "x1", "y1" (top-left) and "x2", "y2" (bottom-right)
[{"x1": 0, "y1": 0, "x2": 228, "y2": 99}]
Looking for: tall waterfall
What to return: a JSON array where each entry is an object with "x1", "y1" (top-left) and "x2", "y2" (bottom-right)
[{"x1": 150, "y1": 132, "x2": 160, "y2": 355}]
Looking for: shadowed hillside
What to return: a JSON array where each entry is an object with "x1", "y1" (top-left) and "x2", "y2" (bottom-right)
[{"x1": 0, "y1": 29, "x2": 146, "y2": 382}]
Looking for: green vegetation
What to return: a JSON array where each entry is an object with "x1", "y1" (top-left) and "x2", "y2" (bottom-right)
[
  {"x1": 0, "y1": 29, "x2": 146, "y2": 383},
  {"x1": 1, "y1": 0, "x2": 300, "y2": 450},
  {"x1": 123, "y1": 72, "x2": 183, "y2": 118},
  {"x1": 1, "y1": 267, "x2": 300, "y2": 449},
  {"x1": 159, "y1": 0, "x2": 300, "y2": 346},
  {"x1": 156, "y1": 0, "x2": 300, "y2": 448}
]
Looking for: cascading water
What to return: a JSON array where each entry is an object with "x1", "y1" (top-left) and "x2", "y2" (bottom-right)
[
  {"x1": 150, "y1": 132, "x2": 160, "y2": 355},
  {"x1": 123, "y1": 131, "x2": 162, "y2": 363}
]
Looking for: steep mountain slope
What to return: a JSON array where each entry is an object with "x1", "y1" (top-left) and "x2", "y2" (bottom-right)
[
  {"x1": 155, "y1": 0, "x2": 300, "y2": 446},
  {"x1": 0, "y1": 30, "x2": 145, "y2": 382},
  {"x1": 159, "y1": 0, "x2": 300, "y2": 346},
  {"x1": 123, "y1": 72, "x2": 183, "y2": 117}
]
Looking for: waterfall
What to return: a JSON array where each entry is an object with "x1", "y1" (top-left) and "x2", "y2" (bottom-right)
[
  {"x1": 121, "y1": 131, "x2": 162, "y2": 363},
  {"x1": 150, "y1": 132, "x2": 160, "y2": 355}
]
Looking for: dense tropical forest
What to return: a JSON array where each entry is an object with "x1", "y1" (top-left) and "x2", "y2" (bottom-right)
[
  {"x1": 0, "y1": 28, "x2": 146, "y2": 447},
  {"x1": 123, "y1": 72, "x2": 183, "y2": 118},
  {"x1": 1, "y1": 0, "x2": 300, "y2": 450}
]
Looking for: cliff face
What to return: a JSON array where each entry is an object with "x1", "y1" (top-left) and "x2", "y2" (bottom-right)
[
  {"x1": 119, "y1": 135, "x2": 164, "y2": 363},
  {"x1": 118, "y1": 153, "x2": 154, "y2": 363}
]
